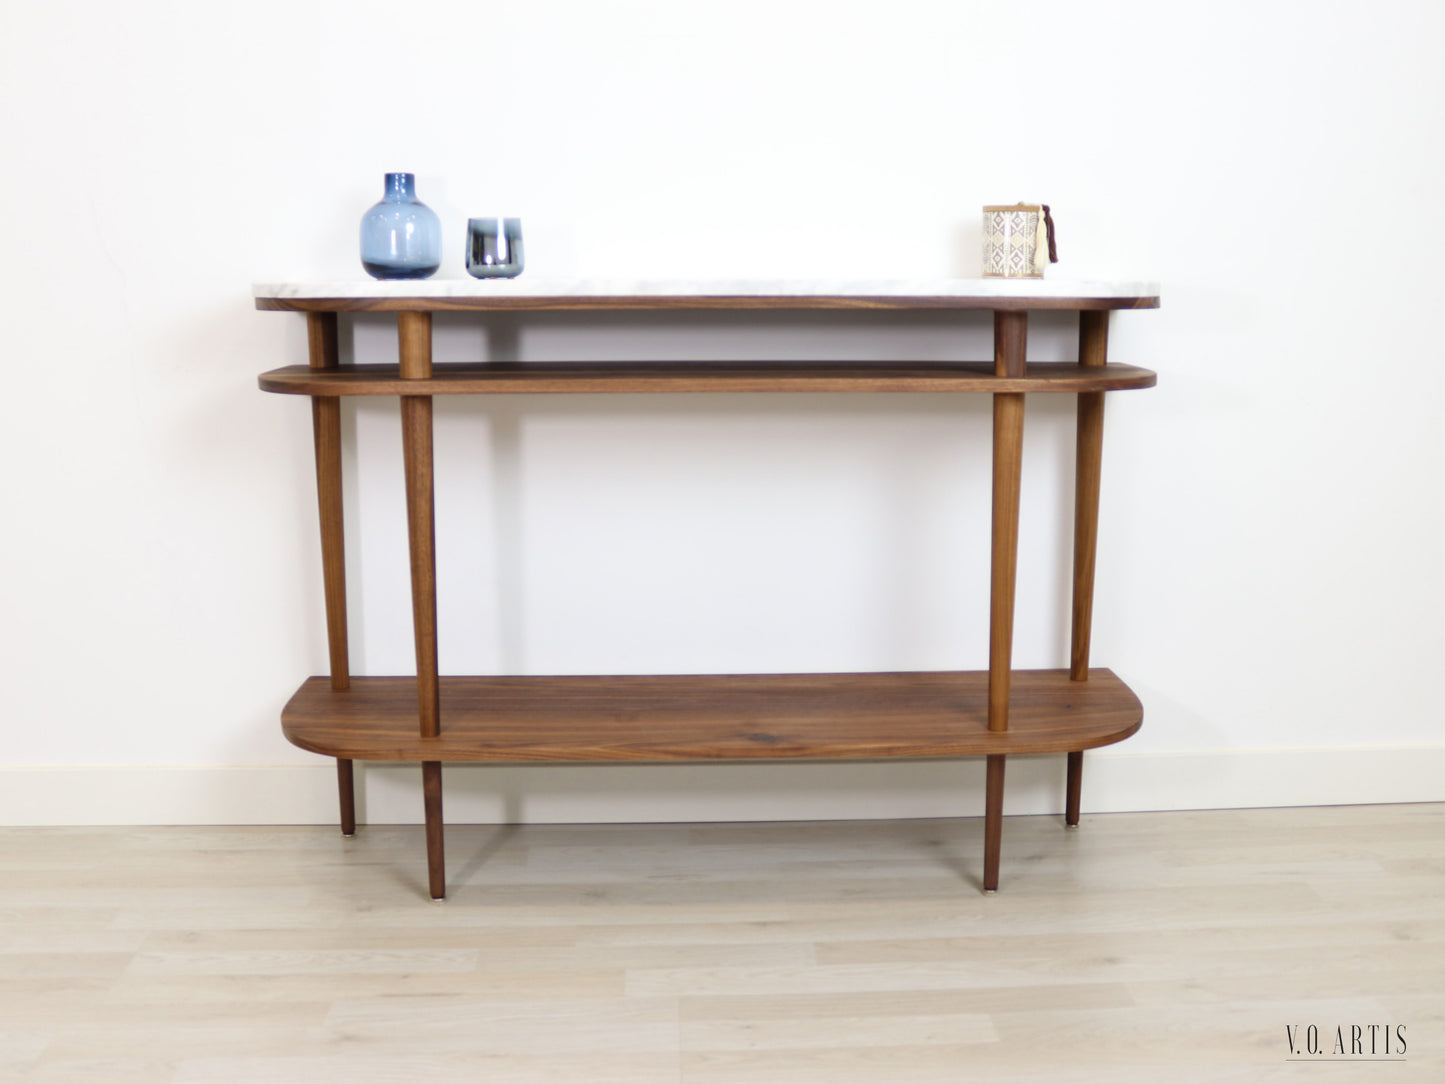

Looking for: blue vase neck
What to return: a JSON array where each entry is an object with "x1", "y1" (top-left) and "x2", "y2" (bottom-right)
[{"x1": 384, "y1": 173, "x2": 417, "y2": 201}]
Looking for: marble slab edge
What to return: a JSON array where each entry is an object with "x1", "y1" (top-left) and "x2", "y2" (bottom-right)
[{"x1": 252, "y1": 277, "x2": 1162, "y2": 302}]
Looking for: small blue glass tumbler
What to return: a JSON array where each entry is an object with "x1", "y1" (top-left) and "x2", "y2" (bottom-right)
[
  {"x1": 359, "y1": 173, "x2": 442, "y2": 280},
  {"x1": 466, "y1": 218, "x2": 525, "y2": 278}
]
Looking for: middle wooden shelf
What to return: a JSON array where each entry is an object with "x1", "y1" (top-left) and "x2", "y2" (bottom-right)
[{"x1": 259, "y1": 360, "x2": 1157, "y2": 397}]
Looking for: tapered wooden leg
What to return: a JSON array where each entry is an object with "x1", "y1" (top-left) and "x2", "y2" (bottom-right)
[
  {"x1": 1065, "y1": 751, "x2": 1083, "y2": 828},
  {"x1": 989, "y1": 311, "x2": 1028, "y2": 733},
  {"x1": 337, "y1": 758, "x2": 356, "y2": 836},
  {"x1": 1067, "y1": 310, "x2": 1110, "y2": 821},
  {"x1": 398, "y1": 312, "x2": 439, "y2": 739},
  {"x1": 315, "y1": 400, "x2": 355, "y2": 829},
  {"x1": 399, "y1": 312, "x2": 443, "y2": 900},
  {"x1": 984, "y1": 312, "x2": 1026, "y2": 893},
  {"x1": 401, "y1": 396, "x2": 440, "y2": 737},
  {"x1": 312, "y1": 395, "x2": 350, "y2": 689},
  {"x1": 983, "y1": 755, "x2": 1006, "y2": 892},
  {"x1": 989, "y1": 393, "x2": 1025, "y2": 732},
  {"x1": 307, "y1": 312, "x2": 356, "y2": 834},
  {"x1": 1071, "y1": 311, "x2": 1109, "y2": 681},
  {"x1": 422, "y1": 761, "x2": 445, "y2": 900}
]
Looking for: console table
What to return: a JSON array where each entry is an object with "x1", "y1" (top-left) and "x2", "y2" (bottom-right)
[{"x1": 254, "y1": 278, "x2": 1159, "y2": 899}]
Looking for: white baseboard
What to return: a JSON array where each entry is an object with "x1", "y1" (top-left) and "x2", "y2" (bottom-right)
[{"x1": 1, "y1": 747, "x2": 1442, "y2": 826}]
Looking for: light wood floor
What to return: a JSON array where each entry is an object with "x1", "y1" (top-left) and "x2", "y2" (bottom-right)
[{"x1": 1, "y1": 803, "x2": 1441, "y2": 1082}]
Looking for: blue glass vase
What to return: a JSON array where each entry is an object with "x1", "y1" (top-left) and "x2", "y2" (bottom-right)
[{"x1": 359, "y1": 173, "x2": 441, "y2": 280}]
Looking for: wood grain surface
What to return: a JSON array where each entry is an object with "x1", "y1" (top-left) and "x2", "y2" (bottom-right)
[
  {"x1": 259, "y1": 360, "x2": 1157, "y2": 397},
  {"x1": 306, "y1": 311, "x2": 356, "y2": 835},
  {"x1": 279, "y1": 669, "x2": 1143, "y2": 763},
  {"x1": 305, "y1": 312, "x2": 349, "y2": 688},
  {"x1": 396, "y1": 312, "x2": 439, "y2": 739},
  {"x1": 1071, "y1": 310, "x2": 1110, "y2": 681},
  {"x1": 983, "y1": 755, "x2": 1006, "y2": 892},
  {"x1": 3, "y1": 804, "x2": 1437, "y2": 1082},
  {"x1": 988, "y1": 312, "x2": 1029, "y2": 731}
]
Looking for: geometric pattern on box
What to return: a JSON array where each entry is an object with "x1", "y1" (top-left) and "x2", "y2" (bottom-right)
[{"x1": 983, "y1": 207, "x2": 1043, "y2": 278}]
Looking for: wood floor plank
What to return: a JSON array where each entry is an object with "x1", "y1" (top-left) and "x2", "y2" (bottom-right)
[
  {"x1": 17, "y1": 1058, "x2": 181, "y2": 1083},
  {"x1": 169, "y1": 1053, "x2": 682, "y2": 1084},
  {"x1": 682, "y1": 1010, "x2": 998, "y2": 1049},
  {"x1": 679, "y1": 984, "x2": 1137, "y2": 1019},
  {"x1": 103, "y1": 969, "x2": 627, "y2": 1005},
  {"x1": 322, "y1": 996, "x2": 679, "y2": 1054}
]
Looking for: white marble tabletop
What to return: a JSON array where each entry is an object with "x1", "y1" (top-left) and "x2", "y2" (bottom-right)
[{"x1": 254, "y1": 277, "x2": 1160, "y2": 301}]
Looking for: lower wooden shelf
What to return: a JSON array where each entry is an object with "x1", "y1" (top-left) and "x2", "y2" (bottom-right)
[{"x1": 281, "y1": 668, "x2": 1142, "y2": 763}]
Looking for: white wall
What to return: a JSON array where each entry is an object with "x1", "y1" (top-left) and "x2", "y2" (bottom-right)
[{"x1": 3, "y1": 0, "x2": 1443, "y2": 825}]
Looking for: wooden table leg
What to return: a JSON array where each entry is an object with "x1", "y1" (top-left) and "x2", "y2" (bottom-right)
[
  {"x1": 307, "y1": 312, "x2": 355, "y2": 835},
  {"x1": 1067, "y1": 310, "x2": 1110, "y2": 825},
  {"x1": 984, "y1": 754, "x2": 1006, "y2": 892},
  {"x1": 336, "y1": 758, "x2": 356, "y2": 837},
  {"x1": 423, "y1": 760, "x2": 445, "y2": 900},
  {"x1": 984, "y1": 311, "x2": 1027, "y2": 892},
  {"x1": 399, "y1": 311, "x2": 444, "y2": 899},
  {"x1": 988, "y1": 390, "x2": 1025, "y2": 734},
  {"x1": 1065, "y1": 751, "x2": 1084, "y2": 828},
  {"x1": 399, "y1": 312, "x2": 440, "y2": 738},
  {"x1": 988, "y1": 311, "x2": 1027, "y2": 734},
  {"x1": 401, "y1": 394, "x2": 439, "y2": 736}
]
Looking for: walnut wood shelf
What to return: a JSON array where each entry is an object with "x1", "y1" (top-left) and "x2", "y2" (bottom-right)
[
  {"x1": 259, "y1": 360, "x2": 1157, "y2": 397},
  {"x1": 253, "y1": 279, "x2": 1161, "y2": 899},
  {"x1": 281, "y1": 669, "x2": 1142, "y2": 764}
]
